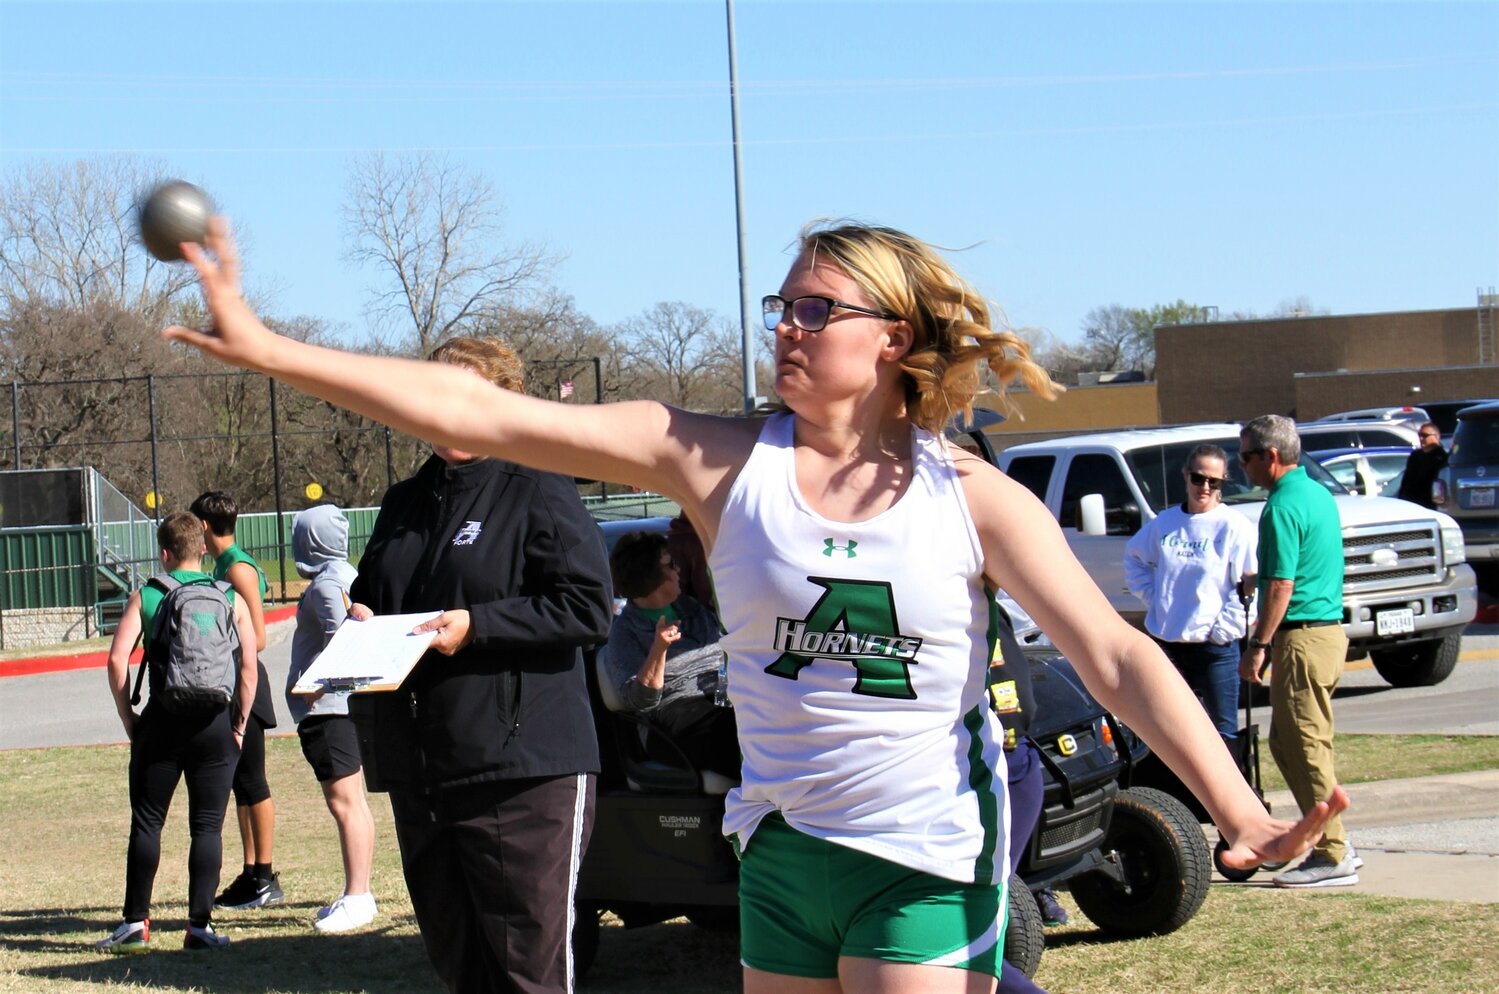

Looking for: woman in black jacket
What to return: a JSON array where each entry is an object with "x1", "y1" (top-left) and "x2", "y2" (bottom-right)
[{"x1": 349, "y1": 337, "x2": 613, "y2": 994}]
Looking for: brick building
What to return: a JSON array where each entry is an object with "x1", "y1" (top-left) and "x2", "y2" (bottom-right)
[{"x1": 1155, "y1": 305, "x2": 1496, "y2": 424}]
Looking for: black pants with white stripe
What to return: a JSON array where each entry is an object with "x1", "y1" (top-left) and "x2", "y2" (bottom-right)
[{"x1": 390, "y1": 774, "x2": 595, "y2": 994}]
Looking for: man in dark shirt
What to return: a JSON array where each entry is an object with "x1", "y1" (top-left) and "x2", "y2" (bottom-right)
[{"x1": 1396, "y1": 422, "x2": 1447, "y2": 508}]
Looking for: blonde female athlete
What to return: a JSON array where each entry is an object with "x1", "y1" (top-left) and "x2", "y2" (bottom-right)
[{"x1": 168, "y1": 217, "x2": 1346, "y2": 994}]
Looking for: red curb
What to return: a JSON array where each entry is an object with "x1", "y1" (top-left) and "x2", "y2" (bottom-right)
[{"x1": 0, "y1": 604, "x2": 298, "y2": 679}]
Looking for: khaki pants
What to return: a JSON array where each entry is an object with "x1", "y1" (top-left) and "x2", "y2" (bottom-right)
[{"x1": 1268, "y1": 625, "x2": 1348, "y2": 862}]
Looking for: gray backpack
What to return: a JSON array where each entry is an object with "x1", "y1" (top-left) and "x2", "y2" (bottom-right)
[{"x1": 130, "y1": 575, "x2": 241, "y2": 715}]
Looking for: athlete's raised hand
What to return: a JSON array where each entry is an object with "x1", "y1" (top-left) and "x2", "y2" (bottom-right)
[{"x1": 163, "y1": 217, "x2": 278, "y2": 371}]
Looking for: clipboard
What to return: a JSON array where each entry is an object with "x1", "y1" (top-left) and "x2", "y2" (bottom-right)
[{"x1": 290, "y1": 611, "x2": 443, "y2": 694}]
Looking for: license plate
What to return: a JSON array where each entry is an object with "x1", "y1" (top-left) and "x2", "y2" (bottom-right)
[
  {"x1": 1376, "y1": 609, "x2": 1415, "y2": 636},
  {"x1": 1472, "y1": 487, "x2": 1495, "y2": 509}
]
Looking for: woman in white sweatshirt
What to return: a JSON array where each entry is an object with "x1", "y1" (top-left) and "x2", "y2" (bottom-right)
[{"x1": 1125, "y1": 444, "x2": 1258, "y2": 748}]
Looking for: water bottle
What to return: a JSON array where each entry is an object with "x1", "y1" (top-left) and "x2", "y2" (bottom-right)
[{"x1": 713, "y1": 650, "x2": 731, "y2": 708}]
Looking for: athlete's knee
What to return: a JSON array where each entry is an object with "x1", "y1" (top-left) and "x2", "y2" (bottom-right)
[{"x1": 232, "y1": 777, "x2": 271, "y2": 806}]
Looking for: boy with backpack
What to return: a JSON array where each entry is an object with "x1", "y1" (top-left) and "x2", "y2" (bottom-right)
[
  {"x1": 98, "y1": 511, "x2": 259, "y2": 953},
  {"x1": 190, "y1": 490, "x2": 283, "y2": 910}
]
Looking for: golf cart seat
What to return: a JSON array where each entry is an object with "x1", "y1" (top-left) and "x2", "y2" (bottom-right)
[{"x1": 594, "y1": 649, "x2": 736, "y2": 796}]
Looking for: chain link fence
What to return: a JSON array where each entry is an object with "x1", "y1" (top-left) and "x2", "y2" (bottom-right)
[{"x1": 0, "y1": 362, "x2": 633, "y2": 650}]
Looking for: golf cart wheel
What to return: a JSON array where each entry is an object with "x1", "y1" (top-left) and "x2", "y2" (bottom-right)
[
  {"x1": 1370, "y1": 634, "x2": 1460, "y2": 688},
  {"x1": 1070, "y1": 787, "x2": 1211, "y2": 937},
  {"x1": 573, "y1": 903, "x2": 602, "y2": 980},
  {"x1": 1213, "y1": 836, "x2": 1258, "y2": 882},
  {"x1": 1002, "y1": 873, "x2": 1044, "y2": 978}
]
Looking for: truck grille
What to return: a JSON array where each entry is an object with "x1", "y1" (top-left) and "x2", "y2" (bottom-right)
[{"x1": 1343, "y1": 522, "x2": 1442, "y2": 594}]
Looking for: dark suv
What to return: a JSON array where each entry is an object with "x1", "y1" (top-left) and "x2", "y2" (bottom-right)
[{"x1": 1434, "y1": 402, "x2": 1499, "y2": 583}]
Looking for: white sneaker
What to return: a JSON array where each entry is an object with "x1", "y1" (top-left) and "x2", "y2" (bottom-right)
[
  {"x1": 1273, "y1": 851, "x2": 1359, "y2": 889},
  {"x1": 95, "y1": 918, "x2": 149, "y2": 954},
  {"x1": 313, "y1": 893, "x2": 377, "y2": 933},
  {"x1": 1348, "y1": 844, "x2": 1365, "y2": 870}
]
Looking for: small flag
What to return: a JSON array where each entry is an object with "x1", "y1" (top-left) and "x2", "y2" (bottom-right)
[{"x1": 560, "y1": 381, "x2": 575, "y2": 399}]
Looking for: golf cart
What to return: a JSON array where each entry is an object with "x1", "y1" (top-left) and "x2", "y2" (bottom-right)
[{"x1": 573, "y1": 593, "x2": 1212, "y2": 981}]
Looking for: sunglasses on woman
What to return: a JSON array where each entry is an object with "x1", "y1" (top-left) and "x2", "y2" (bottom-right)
[
  {"x1": 1188, "y1": 471, "x2": 1226, "y2": 491},
  {"x1": 762, "y1": 294, "x2": 898, "y2": 333}
]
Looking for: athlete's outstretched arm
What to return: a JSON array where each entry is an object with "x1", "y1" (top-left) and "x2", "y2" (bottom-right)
[
  {"x1": 164, "y1": 219, "x2": 749, "y2": 525},
  {"x1": 956, "y1": 455, "x2": 1348, "y2": 870}
]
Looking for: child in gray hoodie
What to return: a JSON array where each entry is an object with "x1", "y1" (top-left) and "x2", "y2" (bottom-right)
[{"x1": 285, "y1": 504, "x2": 377, "y2": 933}]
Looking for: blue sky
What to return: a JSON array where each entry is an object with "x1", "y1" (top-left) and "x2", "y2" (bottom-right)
[{"x1": 2, "y1": 1, "x2": 1496, "y2": 353}]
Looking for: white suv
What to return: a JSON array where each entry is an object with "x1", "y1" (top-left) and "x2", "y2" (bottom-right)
[
  {"x1": 996, "y1": 423, "x2": 1477, "y2": 687},
  {"x1": 1313, "y1": 406, "x2": 1428, "y2": 430},
  {"x1": 1297, "y1": 419, "x2": 1420, "y2": 450}
]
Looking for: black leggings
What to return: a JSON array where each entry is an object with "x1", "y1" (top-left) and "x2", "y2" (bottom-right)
[
  {"x1": 124, "y1": 704, "x2": 238, "y2": 924},
  {"x1": 231, "y1": 713, "x2": 271, "y2": 806}
]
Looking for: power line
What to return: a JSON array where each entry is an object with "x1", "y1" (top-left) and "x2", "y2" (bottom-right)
[
  {"x1": 1, "y1": 53, "x2": 1490, "y2": 100},
  {"x1": 4, "y1": 101, "x2": 1493, "y2": 157}
]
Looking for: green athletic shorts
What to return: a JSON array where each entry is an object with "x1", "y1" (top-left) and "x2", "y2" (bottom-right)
[{"x1": 738, "y1": 812, "x2": 1005, "y2": 979}]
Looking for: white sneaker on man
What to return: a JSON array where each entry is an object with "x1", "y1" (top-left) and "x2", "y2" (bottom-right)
[
  {"x1": 1272, "y1": 851, "x2": 1359, "y2": 888},
  {"x1": 313, "y1": 893, "x2": 377, "y2": 933}
]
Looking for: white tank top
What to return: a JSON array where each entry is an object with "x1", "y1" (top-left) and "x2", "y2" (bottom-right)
[{"x1": 710, "y1": 413, "x2": 1010, "y2": 884}]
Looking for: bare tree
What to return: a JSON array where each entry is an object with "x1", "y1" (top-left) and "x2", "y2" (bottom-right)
[
  {"x1": 1, "y1": 301, "x2": 161, "y2": 477},
  {"x1": 1078, "y1": 304, "x2": 1140, "y2": 373},
  {"x1": 616, "y1": 302, "x2": 742, "y2": 413},
  {"x1": 471, "y1": 291, "x2": 631, "y2": 405},
  {"x1": 0, "y1": 156, "x2": 201, "y2": 322},
  {"x1": 344, "y1": 152, "x2": 556, "y2": 356}
]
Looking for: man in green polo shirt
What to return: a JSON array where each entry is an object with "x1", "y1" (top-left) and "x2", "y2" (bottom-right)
[{"x1": 1238, "y1": 415, "x2": 1358, "y2": 889}]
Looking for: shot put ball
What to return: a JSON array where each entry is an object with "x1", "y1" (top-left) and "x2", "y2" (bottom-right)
[{"x1": 138, "y1": 180, "x2": 213, "y2": 262}]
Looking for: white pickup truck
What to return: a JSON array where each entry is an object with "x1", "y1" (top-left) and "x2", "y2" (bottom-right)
[{"x1": 993, "y1": 423, "x2": 1478, "y2": 687}]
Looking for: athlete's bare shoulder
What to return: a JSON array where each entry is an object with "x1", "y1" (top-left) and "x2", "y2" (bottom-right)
[
  {"x1": 951, "y1": 446, "x2": 1060, "y2": 537},
  {"x1": 655, "y1": 410, "x2": 771, "y2": 543}
]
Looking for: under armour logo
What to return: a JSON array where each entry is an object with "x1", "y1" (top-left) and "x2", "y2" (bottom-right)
[
  {"x1": 452, "y1": 521, "x2": 483, "y2": 546},
  {"x1": 822, "y1": 538, "x2": 857, "y2": 559}
]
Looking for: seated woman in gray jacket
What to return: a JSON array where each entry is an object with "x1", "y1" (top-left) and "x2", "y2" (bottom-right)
[{"x1": 604, "y1": 531, "x2": 739, "y2": 777}]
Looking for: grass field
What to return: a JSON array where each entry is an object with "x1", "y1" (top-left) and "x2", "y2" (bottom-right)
[{"x1": 2, "y1": 737, "x2": 1496, "y2": 993}]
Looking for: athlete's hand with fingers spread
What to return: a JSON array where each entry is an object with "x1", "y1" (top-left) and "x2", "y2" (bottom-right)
[
  {"x1": 1218, "y1": 785, "x2": 1351, "y2": 870},
  {"x1": 161, "y1": 217, "x2": 277, "y2": 369}
]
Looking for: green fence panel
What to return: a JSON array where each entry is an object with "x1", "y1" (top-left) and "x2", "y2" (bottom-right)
[
  {"x1": 0, "y1": 527, "x2": 92, "y2": 608},
  {"x1": 230, "y1": 508, "x2": 380, "y2": 597},
  {"x1": 2, "y1": 495, "x2": 677, "y2": 614}
]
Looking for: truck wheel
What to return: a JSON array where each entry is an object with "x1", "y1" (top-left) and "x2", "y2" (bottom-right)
[
  {"x1": 1213, "y1": 836, "x2": 1257, "y2": 882},
  {"x1": 573, "y1": 903, "x2": 601, "y2": 980},
  {"x1": 1370, "y1": 633, "x2": 1461, "y2": 687},
  {"x1": 1069, "y1": 787, "x2": 1211, "y2": 937},
  {"x1": 1003, "y1": 873, "x2": 1045, "y2": 978}
]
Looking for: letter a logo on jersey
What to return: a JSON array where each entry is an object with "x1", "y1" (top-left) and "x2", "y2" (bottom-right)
[{"x1": 767, "y1": 576, "x2": 921, "y2": 699}]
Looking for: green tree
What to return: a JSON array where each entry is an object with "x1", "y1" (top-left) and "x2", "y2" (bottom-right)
[{"x1": 1070, "y1": 299, "x2": 1217, "y2": 380}]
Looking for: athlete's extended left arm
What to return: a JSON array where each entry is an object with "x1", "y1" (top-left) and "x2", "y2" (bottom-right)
[{"x1": 958, "y1": 460, "x2": 1348, "y2": 869}]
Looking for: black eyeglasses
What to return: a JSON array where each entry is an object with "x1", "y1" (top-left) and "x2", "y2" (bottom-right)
[
  {"x1": 1419, "y1": 432, "x2": 1437, "y2": 440},
  {"x1": 761, "y1": 294, "x2": 898, "y2": 333},
  {"x1": 1188, "y1": 471, "x2": 1226, "y2": 491},
  {"x1": 1238, "y1": 449, "x2": 1265, "y2": 463},
  {"x1": 660, "y1": 557, "x2": 678, "y2": 572}
]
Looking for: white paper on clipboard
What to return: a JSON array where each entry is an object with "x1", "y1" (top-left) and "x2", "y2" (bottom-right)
[{"x1": 290, "y1": 611, "x2": 443, "y2": 694}]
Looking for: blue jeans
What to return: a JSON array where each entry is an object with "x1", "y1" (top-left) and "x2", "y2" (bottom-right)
[{"x1": 1157, "y1": 638, "x2": 1241, "y2": 744}]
